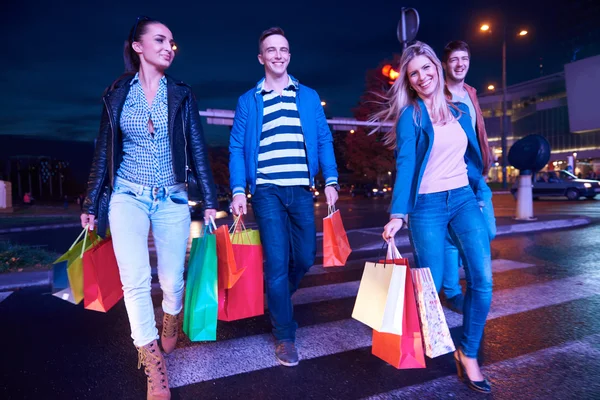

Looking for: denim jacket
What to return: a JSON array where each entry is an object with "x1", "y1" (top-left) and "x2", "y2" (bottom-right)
[
  {"x1": 389, "y1": 99, "x2": 484, "y2": 219},
  {"x1": 229, "y1": 75, "x2": 338, "y2": 195}
]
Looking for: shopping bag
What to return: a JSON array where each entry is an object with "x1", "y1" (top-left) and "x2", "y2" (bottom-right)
[
  {"x1": 351, "y1": 241, "x2": 406, "y2": 334},
  {"x1": 83, "y1": 235, "x2": 123, "y2": 312},
  {"x1": 322, "y1": 206, "x2": 352, "y2": 267},
  {"x1": 411, "y1": 267, "x2": 456, "y2": 358},
  {"x1": 218, "y1": 216, "x2": 264, "y2": 321},
  {"x1": 183, "y1": 222, "x2": 218, "y2": 341},
  {"x1": 52, "y1": 226, "x2": 101, "y2": 304},
  {"x1": 371, "y1": 257, "x2": 426, "y2": 369},
  {"x1": 215, "y1": 223, "x2": 245, "y2": 290}
]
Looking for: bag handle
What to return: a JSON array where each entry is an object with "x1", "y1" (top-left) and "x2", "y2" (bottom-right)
[
  {"x1": 327, "y1": 204, "x2": 337, "y2": 216},
  {"x1": 230, "y1": 214, "x2": 252, "y2": 244},
  {"x1": 69, "y1": 226, "x2": 88, "y2": 250},
  {"x1": 79, "y1": 225, "x2": 89, "y2": 259},
  {"x1": 386, "y1": 240, "x2": 402, "y2": 260}
]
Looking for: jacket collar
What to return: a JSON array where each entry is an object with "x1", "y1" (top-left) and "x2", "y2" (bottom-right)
[
  {"x1": 102, "y1": 73, "x2": 190, "y2": 129},
  {"x1": 416, "y1": 97, "x2": 481, "y2": 159}
]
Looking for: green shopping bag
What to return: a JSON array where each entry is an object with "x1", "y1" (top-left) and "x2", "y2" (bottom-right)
[
  {"x1": 183, "y1": 223, "x2": 218, "y2": 341},
  {"x1": 52, "y1": 226, "x2": 102, "y2": 304}
]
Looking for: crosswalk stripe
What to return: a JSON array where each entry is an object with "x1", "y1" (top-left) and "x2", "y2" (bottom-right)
[
  {"x1": 363, "y1": 332, "x2": 600, "y2": 399},
  {"x1": 0, "y1": 291, "x2": 13, "y2": 304},
  {"x1": 165, "y1": 270, "x2": 600, "y2": 388}
]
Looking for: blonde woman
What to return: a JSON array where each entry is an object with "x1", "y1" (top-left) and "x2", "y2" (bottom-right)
[{"x1": 376, "y1": 41, "x2": 492, "y2": 394}]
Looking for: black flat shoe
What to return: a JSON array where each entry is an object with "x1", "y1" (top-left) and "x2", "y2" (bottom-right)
[{"x1": 454, "y1": 350, "x2": 491, "y2": 394}]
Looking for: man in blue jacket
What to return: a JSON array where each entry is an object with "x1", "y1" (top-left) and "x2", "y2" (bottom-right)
[{"x1": 229, "y1": 27, "x2": 339, "y2": 367}]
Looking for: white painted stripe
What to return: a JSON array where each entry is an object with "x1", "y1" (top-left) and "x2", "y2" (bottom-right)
[
  {"x1": 260, "y1": 133, "x2": 304, "y2": 147},
  {"x1": 262, "y1": 116, "x2": 301, "y2": 132},
  {"x1": 166, "y1": 271, "x2": 600, "y2": 388},
  {"x1": 0, "y1": 291, "x2": 13, "y2": 303},
  {"x1": 257, "y1": 164, "x2": 309, "y2": 174},
  {"x1": 364, "y1": 333, "x2": 600, "y2": 399},
  {"x1": 264, "y1": 101, "x2": 298, "y2": 116},
  {"x1": 258, "y1": 148, "x2": 306, "y2": 161},
  {"x1": 256, "y1": 177, "x2": 311, "y2": 186}
]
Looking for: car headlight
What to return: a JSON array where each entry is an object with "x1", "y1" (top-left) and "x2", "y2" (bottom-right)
[
  {"x1": 247, "y1": 194, "x2": 252, "y2": 199},
  {"x1": 188, "y1": 200, "x2": 197, "y2": 206},
  {"x1": 372, "y1": 188, "x2": 378, "y2": 193},
  {"x1": 382, "y1": 188, "x2": 387, "y2": 192},
  {"x1": 584, "y1": 183, "x2": 592, "y2": 188},
  {"x1": 314, "y1": 191, "x2": 319, "y2": 196}
]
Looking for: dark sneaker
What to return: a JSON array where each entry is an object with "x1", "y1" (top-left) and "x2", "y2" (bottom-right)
[
  {"x1": 446, "y1": 293, "x2": 465, "y2": 314},
  {"x1": 275, "y1": 341, "x2": 299, "y2": 367}
]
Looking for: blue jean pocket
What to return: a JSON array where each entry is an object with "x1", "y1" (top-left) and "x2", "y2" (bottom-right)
[{"x1": 169, "y1": 191, "x2": 189, "y2": 204}]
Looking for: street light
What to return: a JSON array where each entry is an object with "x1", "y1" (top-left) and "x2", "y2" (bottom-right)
[
  {"x1": 480, "y1": 22, "x2": 529, "y2": 189},
  {"x1": 321, "y1": 101, "x2": 327, "y2": 106},
  {"x1": 487, "y1": 84, "x2": 495, "y2": 91}
]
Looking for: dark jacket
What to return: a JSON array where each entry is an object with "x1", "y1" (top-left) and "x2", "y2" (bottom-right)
[{"x1": 83, "y1": 74, "x2": 218, "y2": 237}]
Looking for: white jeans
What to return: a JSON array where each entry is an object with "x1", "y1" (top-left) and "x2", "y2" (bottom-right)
[{"x1": 108, "y1": 177, "x2": 191, "y2": 347}]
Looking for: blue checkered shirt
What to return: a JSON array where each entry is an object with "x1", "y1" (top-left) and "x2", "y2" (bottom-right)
[{"x1": 117, "y1": 73, "x2": 176, "y2": 187}]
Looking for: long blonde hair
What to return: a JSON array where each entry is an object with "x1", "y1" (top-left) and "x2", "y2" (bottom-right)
[{"x1": 371, "y1": 41, "x2": 457, "y2": 148}]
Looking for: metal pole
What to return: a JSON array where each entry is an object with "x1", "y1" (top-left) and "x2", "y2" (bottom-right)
[
  {"x1": 401, "y1": 9, "x2": 407, "y2": 50},
  {"x1": 501, "y1": 26, "x2": 508, "y2": 189}
]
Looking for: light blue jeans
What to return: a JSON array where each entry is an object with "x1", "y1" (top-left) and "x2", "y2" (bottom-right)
[
  {"x1": 443, "y1": 182, "x2": 496, "y2": 302},
  {"x1": 408, "y1": 185, "x2": 492, "y2": 357},
  {"x1": 108, "y1": 177, "x2": 191, "y2": 347}
]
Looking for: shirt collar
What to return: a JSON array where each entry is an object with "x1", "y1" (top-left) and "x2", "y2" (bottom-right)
[
  {"x1": 130, "y1": 72, "x2": 167, "y2": 87},
  {"x1": 259, "y1": 76, "x2": 298, "y2": 95}
]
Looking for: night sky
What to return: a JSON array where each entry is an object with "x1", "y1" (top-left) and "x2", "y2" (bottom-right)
[{"x1": 2, "y1": 0, "x2": 571, "y2": 147}]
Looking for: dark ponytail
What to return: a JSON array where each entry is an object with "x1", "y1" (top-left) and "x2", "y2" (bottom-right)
[{"x1": 106, "y1": 16, "x2": 161, "y2": 94}]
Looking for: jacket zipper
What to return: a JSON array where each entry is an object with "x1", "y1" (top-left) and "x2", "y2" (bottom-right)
[
  {"x1": 103, "y1": 96, "x2": 116, "y2": 189},
  {"x1": 182, "y1": 111, "x2": 189, "y2": 181}
]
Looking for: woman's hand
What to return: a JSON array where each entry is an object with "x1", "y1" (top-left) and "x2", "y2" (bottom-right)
[
  {"x1": 382, "y1": 218, "x2": 404, "y2": 241},
  {"x1": 80, "y1": 214, "x2": 95, "y2": 230}
]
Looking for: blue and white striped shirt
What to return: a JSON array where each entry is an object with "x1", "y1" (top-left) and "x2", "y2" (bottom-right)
[
  {"x1": 117, "y1": 73, "x2": 176, "y2": 187},
  {"x1": 257, "y1": 78, "x2": 310, "y2": 187}
]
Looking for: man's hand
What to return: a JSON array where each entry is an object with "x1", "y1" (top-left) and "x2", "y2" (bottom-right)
[
  {"x1": 80, "y1": 214, "x2": 95, "y2": 230},
  {"x1": 382, "y1": 218, "x2": 404, "y2": 241},
  {"x1": 204, "y1": 209, "x2": 217, "y2": 225},
  {"x1": 324, "y1": 186, "x2": 338, "y2": 206},
  {"x1": 230, "y1": 194, "x2": 247, "y2": 216}
]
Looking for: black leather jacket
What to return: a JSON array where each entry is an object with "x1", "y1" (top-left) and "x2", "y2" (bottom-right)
[{"x1": 83, "y1": 74, "x2": 218, "y2": 237}]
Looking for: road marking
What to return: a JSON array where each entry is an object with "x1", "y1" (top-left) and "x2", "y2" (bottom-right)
[
  {"x1": 0, "y1": 291, "x2": 13, "y2": 304},
  {"x1": 364, "y1": 333, "x2": 600, "y2": 399},
  {"x1": 165, "y1": 271, "x2": 600, "y2": 388}
]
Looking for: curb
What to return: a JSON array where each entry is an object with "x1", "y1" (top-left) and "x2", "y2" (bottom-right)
[
  {"x1": 0, "y1": 217, "x2": 592, "y2": 292},
  {"x1": 320, "y1": 217, "x2": 593, "y2": 255},
  {"x1": 0, "y1": 223, "x2": 81, "y2": 234}
]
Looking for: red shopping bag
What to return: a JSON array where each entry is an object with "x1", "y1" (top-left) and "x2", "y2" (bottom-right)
[
  {"x1": 83, "y1": 236, "x2": 123, "y2": 313},
  {"x1": 215, "y1": 224, "x2": 246, "y2": 289},
  {"x1": 323, "y1": 207, "x2": 352, "y2": 267},
  {"x1": 372, "y1": 258, "x2": 426, "y2": 369},
  {"x1": 218, "y1": 230, "x2": 264, "y2": 321}
]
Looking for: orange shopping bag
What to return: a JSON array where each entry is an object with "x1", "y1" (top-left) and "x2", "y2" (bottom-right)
[
  {"x1": 215, "y1": 219, "x2": 246, "y2": 289},
  {"x1": 372, "y1": 253, "x2": 426, "y2": 369},
  {"x1": 322, "y1": 206, "x2": 352, "y2": 267}
]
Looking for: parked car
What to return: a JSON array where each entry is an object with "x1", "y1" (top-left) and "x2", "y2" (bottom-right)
[
  {"x1": 350, "y1": 184, "x2": 387, "y2": 198},
  {"x1": 510, "y1": 170, "x2": 600, "y2": 200}
]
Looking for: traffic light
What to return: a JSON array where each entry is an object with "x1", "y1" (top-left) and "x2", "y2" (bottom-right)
[{"x1": 381, "y1": 64, "x2": 399, "y2": 85}]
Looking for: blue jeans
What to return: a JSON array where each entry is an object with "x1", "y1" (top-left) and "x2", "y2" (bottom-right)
[
  {"x1": 251, "y1": 185, "x2": 316, "y2": 342},
  {"x1": 443, "y1": 184, "x2": 496, "y2": 302},
  {"x1": 108, "y1": 177, "x2": 191, "y2": 347},
  {"x1": 408, "y1": 186, "x2": 492, "y2": 357}
]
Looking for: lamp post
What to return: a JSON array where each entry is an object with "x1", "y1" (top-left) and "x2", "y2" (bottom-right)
[{"x1": 481, "y1": 23, "x2": 528, "y2": 189}]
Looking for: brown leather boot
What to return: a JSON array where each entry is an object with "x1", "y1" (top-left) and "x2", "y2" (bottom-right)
[
  {"x1": 137, "y1": 340, "x2": 171, "y2": 400},
  {"x1": 161, "y1": 313, "x2": 179, "y2": 355}
]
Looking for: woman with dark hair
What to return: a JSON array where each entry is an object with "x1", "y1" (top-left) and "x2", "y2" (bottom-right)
[
  {"x1": 375, "y1": 41, "x2": 493, "y2": 393},
  {"x1": 81, "y1": 16, "x2": 217, "y2": 399}
]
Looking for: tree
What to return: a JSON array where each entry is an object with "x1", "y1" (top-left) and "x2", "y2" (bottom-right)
[{"x1": 345, "y1": 57, "x2": 400, "y2": 186}]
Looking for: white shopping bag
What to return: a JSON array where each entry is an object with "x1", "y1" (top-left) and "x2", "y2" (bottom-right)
[{"x1": 352, "y1": 241, "x2": 406, "y2": 334}]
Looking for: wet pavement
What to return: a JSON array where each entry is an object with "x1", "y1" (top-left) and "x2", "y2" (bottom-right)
[{"x1": 1, "y1": 195, "x2": 600, "y2": 399}]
